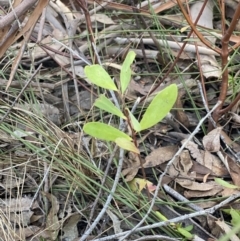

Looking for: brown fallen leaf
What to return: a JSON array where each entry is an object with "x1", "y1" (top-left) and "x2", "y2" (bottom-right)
[
  {"x1": 203, "y1": 151, "x2": 228, "y2": 176},
  {"x1": 144, "y1": 145, "x2": 178, "y2": 168},
  {"x1": 226, "y1": 153, "x2": 240, "y2": 187},
  {"x1": 215, "y1": 220, "x2": 240, "y2": 241},
  {"x1": 202, "y1": 127, "x2": 222, "y2": 152},
  {"x1": 182, "y1": 139, "x2": 204, "y2": 165}
]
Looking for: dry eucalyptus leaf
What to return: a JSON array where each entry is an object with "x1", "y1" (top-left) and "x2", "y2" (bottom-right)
[
  {"x1": 182, "y1": 140, "x2": 204, "y2": 165},
  {"x1": 60, "y1": 213, "x2": 81, "y2": 241},
  {"x1": 202, "y1": 127, "x2": 222, "y2": 152},
  {"x1": 144, "y1": 145, "x2": 178, "y2": 168},
  {"x1": 184, "y1": 185, "x2": 223, "y2": 199},
  {"x1": 215, "y1": 220, "x2": 240, "y2": 241},
  {"x1": 42, "y1": 192, "x2": 60, "y2": 240},
  {"x1": 177, "y1": 179, "x2": 218, "y2": 191},
  {"x1": 203, "y1": 151, "x2": 228, "y2": 176},
  {"x1": 178, "y1": 150, "x2": 193, "y2": 174}
]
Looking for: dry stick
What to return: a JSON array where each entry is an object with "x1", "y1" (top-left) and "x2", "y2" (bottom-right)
[
  {"x1": 176, "y1": 0, "x2": 221, "y2": 54},
  {"x1": 0, "y1": 64, "x2": 42, "y2": 125},
  {"x1": 213, "y1": 2, "x2": 240, "y2": 122},
  {"x1": 119, "y1": 100, "x2": 221, "y2": 241},
  {"x1": 93, "y1": 184, "x2": 239, "y2": 241},
  {"x1": 0, "y1": 0, "x2": 38, "y2": 29},
  {"x1": 79, "y1": 148, "x2": 125, "y2": 241},
  {"x1": 141, "y1": 0, "x2": 212, "y2": 102},
  {"x1": 132, "y1": 235, "x2": 180, "y2": 241},
  {"x1": 187, "y1": 0, "x2": 208, "y2": 108},
  {"x1": 163, "y1": 184, "x2": 203, "y2": 212},
  {"x1": 76, "y1": 0, "x2": 99, "y2": 64},
  {"x1": 114, "y1": 38, "x2": 219, "y2": 56}
]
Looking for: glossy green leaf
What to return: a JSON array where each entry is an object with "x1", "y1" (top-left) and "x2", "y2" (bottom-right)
[
  {"x1": 84, "y1": 65, "x2": 117, "y2": 90},
  {"x1": 120, "y1": 51, "x2": 136, "y2": 93},
  {"x1": 115, "y1": 138, "x2": 139, "y2": 153},
  {"x1": 140, "y1": 84, "x2": 178, "y2": 131},
  {"x1": 214, "y1": 178, "x2": 239, "y2": 189},
  {"x1": 83, "y1": 122, "x2": 131, "y2": 141},
  {"x1": 126, "y1": 108, "x2": 141, "y2": 132},
  {"x1": 94, "y1": 95, "x2": 126, "y2": 119}
]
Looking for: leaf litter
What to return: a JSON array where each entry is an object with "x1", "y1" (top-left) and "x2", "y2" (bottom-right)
[{"x1": 0, "y1": 0, "x2": 240, "y2": 240}]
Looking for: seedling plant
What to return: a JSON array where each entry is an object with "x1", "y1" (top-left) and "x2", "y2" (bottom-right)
[{"x1": 83, "y1": 51, "x2": 178, "y2": 154}]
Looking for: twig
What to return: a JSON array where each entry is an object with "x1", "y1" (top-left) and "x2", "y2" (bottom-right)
[
  {"x1": 79, "y1": 148, "x2": 125, "y2": 241},
  {"x1": 212, "y1": 2, "x2": 240, "y2": 124},
  {"x1": 119, "y1": 100, "x2": 221, "y2": 241},
  {"x1": 163, "y1": 184, "x2": 203, "y2": 211},
  {"x1": 114, "y1": 37, "x2": 219, "y2": 56},
  {"x1": 140, "y1": 0, "x2": 212, "y2": 102},
  {"x1": 92, "y1": 189, "x2": 240, "y2": 241},
  {"x1": 0, "y1": 0, "x2": 38, "y2": 29}
]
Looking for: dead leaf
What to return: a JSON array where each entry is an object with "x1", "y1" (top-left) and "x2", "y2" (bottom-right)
[
  {"x1": 215, "y1": 220, "x2": 240, "y2": 241},
  {"x1": 144, "y1": 145, "x2": 178, "y2": 168},
  {"x1": 202, "y1": 127, "x2": 222, "y2": 152},
  {"x1": 203, "y1": 151, "x2": 228, "y2": 176},
  {"x1": 226, "y1": 154, "x2": 240, "y2": 186},
  {"x1": 42, "y1": 192, "x2": 61, "y2": 241},
  {"x1": 178, "y1": 150, "x2": 193, "y2": 174},
  {"x1": 182, "y1": 140, "x2": 204, "y2": 165},
  {"x1": 60, "y1": 213, "x2": 81, "y2": 241}
]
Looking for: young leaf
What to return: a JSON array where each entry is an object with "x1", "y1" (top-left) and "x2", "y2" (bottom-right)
[
  {"x1": 214, "y1": 178, "x2": 239, "y2": 189},
  {"x1": 84, "y1": 65, "x2": 117, "y2": 90},
  {"x1": 177, "y1": 227, "x2": 193, "y2": 239},
  {"x1": 115, "y1": 138, "x2": 139, "y2": 154},
  {"x1": 83, "y1": 122, "x2": 131, "y2": 141},
  {"x1": 94, "y1": 95, "x2": 126, "y2": 119},
  {"x1": 139, "y1": 84, "x2": 178, "y2": 131},
  {"x1": 125, "y1": 108, "x2": 141, "y2": 132},
  {"x1": 128, "y1": 178, "x2": 156, "y2": 193},
  {"x1": 120, "y1": 51, "x2": 136, "y2": 93}
]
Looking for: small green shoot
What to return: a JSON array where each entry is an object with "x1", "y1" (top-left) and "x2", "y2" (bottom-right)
[
  {"x1": 83, "y1": 51, "x2": 178, "y2": 153},
  {"x1": 120, "y1": 51, "x2": 136, "y2": 93},
  {"x1": 214, "y1": 178, "x2": 239, "y2": 189}
]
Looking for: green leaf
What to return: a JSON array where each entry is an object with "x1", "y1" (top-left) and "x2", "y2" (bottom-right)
[
  {"x1": 83, "y1": 122, "x2": 131, "y2": 141},
  {"x1": 115, "y1": 138, "x2": 139, "y2": 153},
  {"x1": 126, "y1": 108, "x2": 141, "y2": 132},
  {"x1": 120, "y1": 51, "x2": 136, "y2": 93},
  {"x1": 177, "y1": 227, "x2": 193, "y2": 239},
  {"x1": 214, "y1": 178, "x2": 239, "y2": 189},
  {"x1": 94, "y1": 95, "x2": 126, "y2": 119},
  {"x1": 230, "y1": 208, "x2": 240, "y2": 227},
  {"x1": 155, "y1": 211, "x2": 168, "y2": 222},
  {"x1": 84, "y1": 65, "x2": 117, "y2": 90},
  {"x1": 140, "y1": 84, "x2": 178, "y2": 131}
]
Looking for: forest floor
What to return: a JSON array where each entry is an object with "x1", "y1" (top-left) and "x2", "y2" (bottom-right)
[{"x1": 0, "y1": 0, "x2": 240, "y2": 240}]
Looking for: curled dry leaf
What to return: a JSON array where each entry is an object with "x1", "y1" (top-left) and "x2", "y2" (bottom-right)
[
  {"x1": 202, "y1": 127, "x2": 222, "y2": 152},
  {"x1": 182, "y1": 140, "x2": 204, "y2": 165}
]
